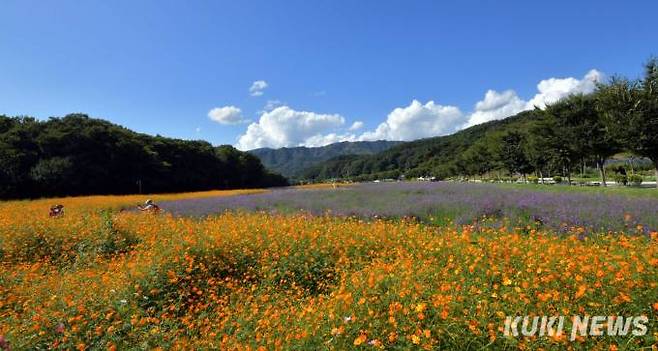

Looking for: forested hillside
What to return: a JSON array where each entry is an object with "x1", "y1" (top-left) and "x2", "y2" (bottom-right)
[
  {"x1": 302, "y1": 111, "x2": 539, "y2": 180},
  {"x1": 248, "y1": 140, "x2": 402, "y2": 178},
  {"x1": 0, "y1": 114, "x2": 287, "y2": 199}
]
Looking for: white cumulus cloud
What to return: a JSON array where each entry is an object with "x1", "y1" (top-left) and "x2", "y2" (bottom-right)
[
  {"x1": 525, "y1": 69, "x2": 603, "y2": 109},
  {"x1": 249, "y1": 80, "x2": 268, "y2": 96},
  {"x1": 359, "y1": 100, "x2": 465, "y2": 141},
  {"x1": 463, "y1": 69, "x2": 604, "y2": 127},
  {"x1": 463, "y1": 89, "x2": 526, "y2": 128},
  {"x1": 236, "y1": 106, "x2": 356, "y2": 150},
  {"x1": 208, "y1": 106, "x2": 245, "y2": 125}
]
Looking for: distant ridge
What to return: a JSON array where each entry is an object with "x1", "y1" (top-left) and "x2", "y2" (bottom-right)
[{"x1": 248, "y1": 140, "x2": 403, "y2": 178}]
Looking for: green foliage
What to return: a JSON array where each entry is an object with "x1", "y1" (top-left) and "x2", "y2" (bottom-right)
[
  {"x1": 628, "y1": 174, "x2": 644, "y2": 186},
  {"x1": 613, "y1": 174, "x2": 628, "y2": 185},
  {"x1": 0, "y1": 114, "x2": 287, "y2": 199},
  {"x1": 497, "y1": 131, "x2": 533, "y2": 176},
  {"x1": 28, "y1": 156, "x2": 73, "y2": 189},
  {"x1": 543, "y1": 93, "x2": 620, "y2": 184},
  {"x1": 459, "y1": 139, "x2": 498, "y2": 177},
  {"x1": 552, "y1": 176, "x2": 562, "y2": 184},
  {"x1": 597, "y1": 58, "x2": 658, "y2": 170}
]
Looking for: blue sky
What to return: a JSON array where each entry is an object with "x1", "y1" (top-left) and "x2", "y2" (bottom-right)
[{"x1": 1, "y1": 0, "x2": 656, "y2": 149}]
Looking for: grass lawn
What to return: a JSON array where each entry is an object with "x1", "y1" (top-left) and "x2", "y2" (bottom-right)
[{"x1": 495, "y1": 182, "x2": 658, "y2": 199}]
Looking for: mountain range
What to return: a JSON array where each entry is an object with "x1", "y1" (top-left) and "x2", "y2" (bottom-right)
[{"x1": 248, "y1": 140, "x2": 403, "y2": 178}]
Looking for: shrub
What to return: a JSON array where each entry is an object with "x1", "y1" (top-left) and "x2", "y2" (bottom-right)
[
  {"x1": 528, "y1": 176, "x2": 539, "y2": 184},
  {"x1": 614, "y1": 174, "x2": 628, "y2": 185},
  {"x1": 628, "y1": 174, "x2": 643, "y2": 186},
  {"x1": 552, "y1": 176, "x2": 562, "y2": 183}
]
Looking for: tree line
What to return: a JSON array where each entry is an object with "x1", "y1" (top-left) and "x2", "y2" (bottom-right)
[
  {"x1": 456, "y1": 58, "x2": 657, "y2": 187},
  {"x1": 0, "y1": 114, "x2": 288, "y2": 199}
]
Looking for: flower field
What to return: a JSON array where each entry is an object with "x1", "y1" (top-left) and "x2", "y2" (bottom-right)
[{"x1": 0, "y1": 186, "x2": 657, "y2": 349}]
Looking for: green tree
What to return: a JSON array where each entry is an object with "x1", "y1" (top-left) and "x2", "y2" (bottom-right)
[
  {"x1": 495, "y1": 131, "x2": 533, "y2": 181},
  {"x1": 460, "y1": 141, "x2": 495, "y2": 179},
  {"x1": 563, "y1": 93, "x2": 621, "y2": 186},
  {"x1": 524, "y1": 120, "x2": 552, "y2": 184},
  {"x1": 536, "y1": 104, "x2": 578, "y2": 184},
  {"x1": 598, "y1": 59, "x2": 658, "y2": 188},
  {"x1": 637, "y1": 58, "x2": 658, "y2": 186},
  {"x1": 29, "y1": 157, "x2": 74, "y2": 191},
  {"x1": 542, "y1": 94, "x2": 619, "y2": 185}
]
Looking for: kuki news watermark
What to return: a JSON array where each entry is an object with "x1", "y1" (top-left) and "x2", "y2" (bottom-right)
[{"x1": 504, "y1": 315, "x2": 649, "y2": 341}]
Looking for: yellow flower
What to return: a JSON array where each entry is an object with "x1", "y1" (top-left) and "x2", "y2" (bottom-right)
[
  {"x1": 353, "y1": 334, "x2": 367, "y2": 346},
  {"x1": 411, "y1": 335, "x2": 421, "y2": 344},
  {"x1": 414, "y1": 303, "x2": 427, "y2": 313}
]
